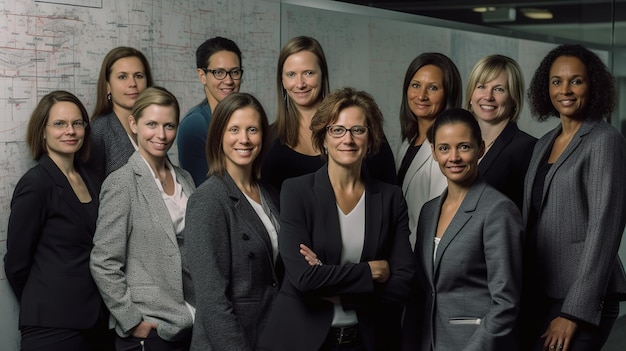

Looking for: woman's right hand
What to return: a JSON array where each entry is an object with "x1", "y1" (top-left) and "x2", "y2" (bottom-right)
[
  {"x1": 132, "y1": 320, "x2": 158, "y2": 338},
  {"x1": 368, "y1": 260, "x2": 390, "y2": 283}
]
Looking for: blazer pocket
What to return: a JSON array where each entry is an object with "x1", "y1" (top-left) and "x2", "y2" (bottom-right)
[{"x1": 449, "y1": 317, "x2": 481, "y2": 325}]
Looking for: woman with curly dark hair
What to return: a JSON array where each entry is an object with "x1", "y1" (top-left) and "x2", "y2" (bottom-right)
[{"x1": 521, "y1": 43, "x2": 626, "y2": 351}]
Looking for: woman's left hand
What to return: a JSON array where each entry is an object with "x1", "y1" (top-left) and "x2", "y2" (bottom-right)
[
  {"x1": 300, "y1": 244, "x2": 322, "y2": 266},
  {"x1": 541, "y1": 316, "x2": 577, "y2": 351}
]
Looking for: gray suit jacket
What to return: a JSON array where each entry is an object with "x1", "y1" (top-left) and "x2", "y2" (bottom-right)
[
  {"x1": 86, "y1": 111, "x2": 136, "y2": 186},
  {"x1": 183, "y1": 173, "x2": 281, "y2": 351},
  {"x1": 90, "y1": 151, "x2": 196, "y2": 341},
  {"x1": 522, "y1": 119, "x2": 626, "y2": 325},
  {"x1": 414, "y1": 178, "x2": 523, "y2": 351}
]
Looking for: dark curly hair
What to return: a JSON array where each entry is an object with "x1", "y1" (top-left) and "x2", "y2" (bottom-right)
[{"x1": 527, "y1": 44, "x2": 615, "y2": 122}]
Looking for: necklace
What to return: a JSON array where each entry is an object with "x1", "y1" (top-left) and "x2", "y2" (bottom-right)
[{"x1": 486, "y1": 139, "x2": 496, "y2": 149}]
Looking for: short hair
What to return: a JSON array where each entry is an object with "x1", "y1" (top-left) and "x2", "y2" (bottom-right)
[
  {"x1": 310, "y1": 87, "x2": 384, "y2": 162},
  {"x1": 274, "y1": 36, "x2": 331, "y2": 147},
  {"x1": 195, "y1": 36, "x2": 242, "y2": 69},
  {"x1": 465, "y1": 54, "x2": 524, "y2": 122},
  {"x1": 399, "y1": 52, "x2": 462, "y2": 141},
  {"x1": 527, "y1": 43, "x2": 615, "y2": 122},
  {"x1": 26, "y1": 90, "x2": 91, "y2": 162},
  {"x1": 206, "y1": 93, "x2": 270, "y2": 180},
  {"x1": 130, "y1": 86, "x2": 180, "y2": 124},
  {"x1": 92, "y1": 47, "x2": 154, "y2": 119},
  {"x1": 427, "y1": 107, "x2": 482, "y2": 147}
]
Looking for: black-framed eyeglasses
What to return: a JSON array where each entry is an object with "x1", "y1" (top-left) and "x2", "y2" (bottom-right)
[
  {"x1": 48, "y1": 120, "x2": 89, "y2": 130},
  {"x1": 201, "y1": 68, "x2": 244, "y2": 80},
  {"x1": 326, "y1": 125, "x2": 369, "y2": 138}
]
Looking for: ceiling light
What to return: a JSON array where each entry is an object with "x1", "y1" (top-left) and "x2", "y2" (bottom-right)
[
  {"x1": 522, "y1": 8, "x2": 553, "y2": 20},
  {"x1": 482, "y1": 7, "x2": 516, "y2": 23},
  {"x1": 473, "y1": 7, "x2": 496, "y2": 13}
]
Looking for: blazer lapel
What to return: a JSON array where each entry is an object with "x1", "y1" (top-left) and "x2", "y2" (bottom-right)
[
  {"x1": 479, "y1": 122, "x2": 517, "y2": 174},
  {"x1": 362, "y1": 176, "x2": 382, "y2": 261},
  {"x1": 420, "y1": 194, "x2": 442, "y2": 284},
  {"x1": 313, "y1": 166, "x2": 343, "y2": 264},
  {"x1": 402, "y1": 139, "x2": 433, "y2": 194}
]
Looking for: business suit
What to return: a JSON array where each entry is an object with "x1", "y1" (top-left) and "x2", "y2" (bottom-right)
[
  {"x1": 395, "y1": 138, "x2": 447, "y2": 248},
  {"x1": 183, "y1": 173, "x2": 281, "y2": 351},
  {"x1": 259, "y1": 166, "x2": 415, "y2": 351},
  {"x1": 410, "y1": 177, "x2": 523, "y2": 351},
  {"x1": 522, "y1": 120, "x2": 626, "y2": 327},
  {"x1": 479, "y1": 122, "x2": 536, "y2": 209},
  {"x1": 86, "y1": 111, "x2": 136, "y2": 186},
  {"x1": 90, "y1": 151, "x2": 196, "y2": 342},
  {"x1": 4, "y1": 154, "x2": 110, "y2": 348}
]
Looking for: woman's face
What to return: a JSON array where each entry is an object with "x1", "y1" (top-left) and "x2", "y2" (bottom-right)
[
  {"x1": 406, "y1": 64, "x2": 446, "y2": 121},
  {"x1": 107, "y1": 56, "x2": 148, "y2": 115},
  {"x1": 431, "y1": 122, "x2": 483, "y2": 187},
  {"x1": 44, "y1": 101, "x2": 86, "y2": 159},
  {"x1": 130, "y1": 104, "x2": 178, "y2": 162},
  {"x1": 324, "y1": 106, "x2": 369, "y2": 169},
  {"x1": 199, "y1": 50, "x2": 242, "y2": 110},
  {"x1": 282, "y1": 51, "x2": 322, "y2": 110},
  {"x1": 222, "y1": 107, "x2": 263, "y2": 173},
  {"x1": 548, "y1": 55, "x2": 590, "y2": 120},
  {"x1": 470, "y1": 69, "x2": 514, "y2": 124}
]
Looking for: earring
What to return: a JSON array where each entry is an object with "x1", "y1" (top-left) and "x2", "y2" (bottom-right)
[{"x1": 107, "y1": 93, "x2": 112, "y2": 101}]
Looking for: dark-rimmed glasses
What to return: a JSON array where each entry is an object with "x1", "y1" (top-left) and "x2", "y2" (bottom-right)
[
  {"x1": 201, "y1": 68, "x2": 244, "y2": 80},
  {"x1": 326, "y1": 125, "x2": 369, "y2": 138}
]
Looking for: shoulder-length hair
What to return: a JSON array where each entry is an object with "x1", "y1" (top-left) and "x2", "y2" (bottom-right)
[
  {"x1": 92, "y1": 47, "x2": 154, "y2": 120},
  {"x1": 399, "y1": 52, "x2": 462, "y2": 142},
  {"x1": 465, "y1": 54, "x2": 524, "y2": 122},
  {"x1": 527, "y1": 43, "x2": 615, "y2": 121},
  {"x1": 273, "y1": 36, "x2": 330, "y2": 147},
  {"x1": 27, "y1": 90, "x2": 91, "y2": 162},
  {"x1": 310, "y1": 87, "x2": 384, "y2": 162},
  {"x1": 206, "y1": 93, "x2": 270, "y2": 181}
]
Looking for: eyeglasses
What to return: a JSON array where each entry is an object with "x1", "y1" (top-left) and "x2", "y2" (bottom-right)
[
  {"x1": 201, "y1": 68, "x2": 244, "y2": 80},
  {"x1": 326, "y1": 125, "x2": 369, "y2": 138},
  {"x1": 48, "y1": 120, "x2": 89, "y2": 130}
]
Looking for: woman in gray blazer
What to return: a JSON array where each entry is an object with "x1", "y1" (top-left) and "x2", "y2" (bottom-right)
[
  {"x1": 521, "y1": 44, "x2": 626, "y2": 351},
  {"x1": 404, "y1": 108, "x2": 524, "y2": 351},
  {"x1": 90, "y1": 87, "x2": 196, "y2": 351},
  {"x1": 183, "y1": 93, "x2": 281, "y2": 351}
]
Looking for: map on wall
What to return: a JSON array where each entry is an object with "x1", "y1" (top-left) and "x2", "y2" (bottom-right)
[{"x1": 0, "y1": 0, "x2": 280, "y2": 349}]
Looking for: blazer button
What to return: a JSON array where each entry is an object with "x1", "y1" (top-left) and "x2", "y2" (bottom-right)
[
  {"x1": 271, "y1": 282, "x2": 277, "y2": 287},
  {"x1": 242, "y1": 234, "x2": 250, "y2": 240},
  {"x1": 248, "y1": 252, "x2": 255, "y2": 259}
]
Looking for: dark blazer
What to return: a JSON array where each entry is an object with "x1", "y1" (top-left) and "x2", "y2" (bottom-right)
[
  {"x1": 4, "y1": 154, "x2": 104, "y2": 329},
  {"x1": 409, "y1": 178, "x2": 523, "y2": 351},
  {"x1": 259, "y1": 166, "x2": 415, "y2": 351},
  {"x1": 184, "y1": 173, "x2": 282, "y2": 351},
  {"x1": 522, "y1": 120, "x2": 626, "y2": 325},
  {"x1": 85, "y1": 111, "x2": 135, "y2": 186},
  {"x1": 479, "y1": 122, "x2": 536, "y2": 209}
]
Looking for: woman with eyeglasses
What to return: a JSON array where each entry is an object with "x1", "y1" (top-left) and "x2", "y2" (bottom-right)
[
  {"x1": 259, "y1": 87, "x2": 414, "y2": 351},
  {"x1": 86, "y1": 46, "x2": 154, "y2": 186},
  {"x1": 4, "y1": 91, "x2": 113, "y2": 350},
  {"x1": 261, "y1": 36, "x2": 397, "y2": 194},
  {"x1": 177, "y1": 36, "x2": 243, "y2": 186}
]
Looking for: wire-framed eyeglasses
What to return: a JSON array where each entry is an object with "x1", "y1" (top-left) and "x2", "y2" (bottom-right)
[
  {"x1": 48, "y1": 120, "x2": 89, "y2": 130},
  {"x1": 201, "y1": 68, "x2": 244, "y2": 80},
  {"x1": 326, "y1": 125, "x2": 369, "y2": 138}
]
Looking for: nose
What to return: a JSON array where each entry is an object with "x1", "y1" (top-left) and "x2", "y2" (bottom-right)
[
  {"x1": 296, "y1": 75, "x2": 307, "y2": 88},
  {"x1": 417, "y1": 87, "x2": 428, "y2": 100},
  {"x1": 450, "y1": 148, "x2": 461, "y2": 161},
  {"x1": 65, "y1": 124, "x2": 77, "y2": 134},
  {"x1": 129, "y1": 76, "x2": 137, "y2": 87},
  {"x1": 223, "y1": 72, "x2": 234, "y2": 84},
  {"x1": 239, "y1": 131, "x2": 251, "y2": 143}
]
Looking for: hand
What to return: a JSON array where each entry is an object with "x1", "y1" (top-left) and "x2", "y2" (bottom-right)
[
  {"x1": 368, "y1": 260, "x2": 390, "y2": 283},
  {"x1": 541, "y1": 316, "x2": 577, "y2": 351},
  {"x1": 300, "y1": 244, "x2": 322, "y2": 266},
  {"x1": 132, "y1": 320, "x2": 158, "y2": 338}
]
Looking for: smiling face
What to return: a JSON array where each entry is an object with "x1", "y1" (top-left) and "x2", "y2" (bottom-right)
[
  {"x1": 107, "y1": 56, "x2": 148, "y2": 117},
  {"x1": 324, "y1": 106, "x2": 369, "y2": 169},
  {"x1": 470, "y1": 69, "x2": 514, "y2": 124},
  {"x1": 282, "y1": 50, "x2": 322, "y2": 110},
  {"x1": 199, "y1": 50, "x2": 242, "y2": 111},
  {"x1": 548, "y1": 55, "x2": 590, "y2": 120},
  {"x1": 222, "y1": 107, "x2": 262, "y2": 174},
  {"x1": 407, "y1": 64, "x2": 446, "y2": 121},
  {"x1": 432, "y1": 122, "x2": 484, "y2": 187},
  {"x1": 130, "y1": 104, "x2": 178, "y2": 162},
  {"x1": 44, "y1": 101, "x2": 85, "y2": 160}
]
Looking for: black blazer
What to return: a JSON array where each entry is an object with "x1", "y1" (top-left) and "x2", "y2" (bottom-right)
[
  {"x1": 479, "y1": 122, "x2": 536, "y2": 209},
  {"x1": 259, "y1": 166, "x2": 415, "y2": 351},
  {"x1": 4, "y1": 154, "x2": 104, "y2": 329}
]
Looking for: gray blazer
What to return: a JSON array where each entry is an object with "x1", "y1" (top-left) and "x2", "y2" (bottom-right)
[
  {"x1": 522, "y1": 120, "x2": 626, "y2": 325},
  {"x1": 183, "y1": 173, "x2": 281, "y2": 351},
  {"x1": 86, "y1": 111, "x2": 136, "y2": 186},
  {"x1": 414, "y1": 178, "x2": 523, "y2": 351},
  {"x1": 90, "y1": 151, "x2": 196, "y2": 341}
]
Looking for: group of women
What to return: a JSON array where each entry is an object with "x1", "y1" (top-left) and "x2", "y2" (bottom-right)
[{"x1": 3, "y1": 34, "x2": 626, "y2": 351}]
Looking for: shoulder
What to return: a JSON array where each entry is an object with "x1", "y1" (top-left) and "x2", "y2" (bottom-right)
[
  {"x1": 192, "y1": 175, "x2": 229, "y2": 200},
  {"x1": 180, "y1": 102, "x2": 210, "y2": 128},
  {"x1": 14, "y1": 164, "x2": 51, "y2": 193}
]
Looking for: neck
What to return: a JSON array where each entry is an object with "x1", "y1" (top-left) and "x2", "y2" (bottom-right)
[
  {"x1": 560, "y1": 115, "x2": 583, "y2": 136},
  {"x1": 327, "y1": 161, "x2": 362, "y2": 191},
  {"x1": 140, "y1": 151, "x2": 168, "y2": 175},
  {"x1": 226, "y1": 164, "x2": 255, "y2": 192},
  {"x1": 47, "y1": 152, "x2": 76, "y2": 176},
  {"x1": 113, "y1": 105, "x2": 135, "y2": 140},
  {"x1": 415, "y1": 119, "x2": 435, "y2": 145},
  {"x1": 477, "y1": 118, "x2": 508, "y2": 148}
]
